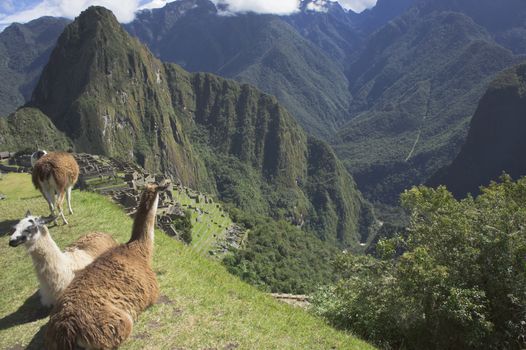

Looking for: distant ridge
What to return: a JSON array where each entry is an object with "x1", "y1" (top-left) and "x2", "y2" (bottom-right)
[{"x1": 429, "y1": 61, "x2": 526, "y2": 197}]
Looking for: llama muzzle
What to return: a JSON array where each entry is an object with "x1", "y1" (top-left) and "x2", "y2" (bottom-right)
[{"x1": 9, "y1": 236, "x2": 27, "y2": 247}]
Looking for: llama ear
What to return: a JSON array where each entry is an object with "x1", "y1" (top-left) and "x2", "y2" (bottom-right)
[
  {"x1": 25, "y1": 210, "x2": 32, "y2": 218},
  {"x1": 38, "y1": 215, "x2": 57, "y2": 226}
]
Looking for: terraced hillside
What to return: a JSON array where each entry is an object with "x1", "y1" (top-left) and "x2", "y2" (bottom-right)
[
  {"x1": 68, "y1": 153, "x2": 237, "y2": 256},
  {"x1": 0, "y1": 173, "x2": 374, "y2": 350}
]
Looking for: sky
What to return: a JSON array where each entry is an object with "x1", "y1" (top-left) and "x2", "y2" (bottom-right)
[{"x1": 0, "y1": 0, "x2": 378, "y2": 30}]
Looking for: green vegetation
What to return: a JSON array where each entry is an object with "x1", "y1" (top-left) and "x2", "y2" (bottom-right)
[
  {"x1": 335, "y1": 10, "x2": 520, "y2": 204},
  {"x1": 0, "y1": 107, "x2": 71, "y2": 151},
  {"x1": 171, "y1": 188, "x2": 232, "y2": 254},
  {"x1": 429, "y1": 61, "x2": 526, "y2": 198},
  {"x1": 0, "y1": 17, "x2": 69, "y2": 116},
  {"x1": 223, "y1": 208, "x2": 340, "y2": 294},
  {"x1": 312, "y1": 177, "x2": 526, "y2": 349},
  {"x1": 127, "y1": 5, "x2": 350, "y2": 139},
  {"x1": 174, "y1": 210, "x2": 193, "y2": 244},
  {"x1": 0, "y1": 173, "x2": 374, "y2": 350},
  {"x1": 4, "y1": 6, "x2": 374, "y2": 248}
]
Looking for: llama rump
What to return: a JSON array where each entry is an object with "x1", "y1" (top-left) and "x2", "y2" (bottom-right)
[{"x1": 31, "y1": 151, "x2": 79, "y2": 225}]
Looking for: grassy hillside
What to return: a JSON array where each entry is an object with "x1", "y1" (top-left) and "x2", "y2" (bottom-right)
[
  {"x1": 0, "y1": 173, "x2": 374, "y2": 350},
  {"x1": 0, "y1": 107, "x2": 71, "y2": 151}
]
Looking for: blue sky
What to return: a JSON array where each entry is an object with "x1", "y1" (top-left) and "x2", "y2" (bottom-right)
[{"x1": 0, "y1": 0, "x2": 378, "y2": 30}]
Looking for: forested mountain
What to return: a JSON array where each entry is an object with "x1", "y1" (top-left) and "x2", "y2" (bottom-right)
[
  {"x1": 0, "y1": 16, "x2": 69, "y2": 116},
  {"x1": 1, "y1": 0, "x2": 526, "y2": 209},
  {"x1": 350, "y1": 0, "x2": 416, "y2": 34},
  {"x1": 126, "y1": 0, "x2": 351, "y2": 139},
  {"x1": 335, "y1": 0, "x2": 523, "y2": 203},
  {"x1": 429, "y1": 61, "x2": 526, "y2": 197},
  {"x1": 1, "y1": 6, "x2": 373, "y2": 247},
  {"x1": 284, "y1": 0, "x2": 360, "y2": 65}
]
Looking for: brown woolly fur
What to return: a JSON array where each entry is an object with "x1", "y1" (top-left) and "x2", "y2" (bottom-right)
[
  {"x1": 31, "y1": 152, "x2": 79, "y2": 192},
  {"x1": 45, "y1": 184, "x2": 164, "y2": 350},
  {"x1": 32, "y1": 152, "x2": 80, "y2": 225},
  {"x1": 64, "y1": 232, "x2": 118, "y2": 258}
]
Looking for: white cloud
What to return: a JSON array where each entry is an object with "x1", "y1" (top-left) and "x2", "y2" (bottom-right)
[
  {"x1": 306, "y1": 0, "x2": 330, "y2": 13},
  {"x1": 0, "y1": 0, "x2": 141, "y2": 28},
  {"x1": 337, "y1": 0, "x2": 377, "y2": 13},
  {"x1": 0, "y1": 0, "x2": 378, "y2": 30},
  {"x1": 215, "y1": 0, "x2": 300, "y2": 15},
  {"x1": 138, "y1": 0, "x2": 169, "y2": 11}
]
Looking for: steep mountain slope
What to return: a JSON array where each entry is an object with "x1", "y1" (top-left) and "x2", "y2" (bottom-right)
[
  {"x1": 0, "y1": 107, "x2": 70, "y2": 151},
  {"x1": 350, "y1": 0, "x2": 416, "y2": 34},
  {"x1": 126, "y1": 0, "x2": 351, "y2": 139},
  {"x1": 0, "y1": 17, "x2": 69, "y2": 116},
  {"x1": 3, "y1": 6, "x2": 372, "y2": 247},
  {"x1": 334, "y1": 6, "x2": 519, "y2": 203},
  {"x1": 29, "y1": 7, "x2": 205, "y2": 188},
  {"x1": 429, "y1": 61, "x2": 526, "y2": 197},
  {"x1": 284, "y1": 1, "x2": 361, "y2": 65},
  {"x1": 418, "y1": 0, "x2": 526, "y2": 54}
]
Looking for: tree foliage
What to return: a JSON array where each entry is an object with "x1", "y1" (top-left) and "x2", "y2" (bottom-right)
[
  {"x1": 312, "y1": 176, "x2": 526, "y2": 349},
  {"x1": 174, "y1": 210, "x2": 193, "y2": 245},
  {"x1": 223, "y1": 208, "x2": 339, "y2": 294}
]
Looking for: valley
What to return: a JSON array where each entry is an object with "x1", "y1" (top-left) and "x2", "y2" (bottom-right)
[{"x1": 1, "y1": 1, "x2": 525, "y2": 349}]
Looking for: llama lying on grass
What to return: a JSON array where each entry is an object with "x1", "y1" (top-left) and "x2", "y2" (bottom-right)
[
  {"x1": 45, "y1": 183, "x2": 168, "y2": 350},
  {"x1": 32, "y1": 151, "x2": 79, "y2": 225},
  {"x1": 8, "y1": 211, "x2": 117, "y2": 307}
]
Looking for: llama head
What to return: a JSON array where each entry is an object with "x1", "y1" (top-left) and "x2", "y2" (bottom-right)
[
  {"x1": 8, "y1": 211, "x2": 56, "y2": 247},
  {"x1": 30, "y1": 150, "x2": 48, "y2": 167}
]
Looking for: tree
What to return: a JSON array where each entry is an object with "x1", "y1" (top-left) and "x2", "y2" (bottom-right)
[
  {"x1": 174, "y1": 210, "x2": 193, "y2": 244},
  {"x1": 312, "y1": 176, "x2": 526, "y2": 349}
]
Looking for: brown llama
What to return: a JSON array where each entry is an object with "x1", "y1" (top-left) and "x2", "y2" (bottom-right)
[
  {"x1": 32, "y1": 151, "x2": 80, "y2": 225},
  {"x1": 44, "y1": 183, "x2": 168, "y2": 350}
]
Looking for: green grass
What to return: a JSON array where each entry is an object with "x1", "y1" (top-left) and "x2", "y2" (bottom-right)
[{"x1": 0, "y1": 173, "x2": 374, "y2": 350}]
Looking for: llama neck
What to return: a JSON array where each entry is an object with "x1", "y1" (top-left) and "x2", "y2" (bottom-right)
[
  {"x1": 129, "y1": 191, "x2": 159, "y2": 249},
  {"x1": 27, "y1": 227, "x2": 71, "y2": 280}
]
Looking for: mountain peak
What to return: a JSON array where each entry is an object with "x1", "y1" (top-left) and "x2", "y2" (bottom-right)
[
  {"x1": 299, "y1": 0, "x2": 345, "y2": 14},
  {"x1": 74, "y1": 5, "x2": 121, "y2": 32}
]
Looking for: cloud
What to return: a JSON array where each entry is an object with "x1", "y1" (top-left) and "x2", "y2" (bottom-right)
[
  {"x1": 215, "y1": 0, "x2": 377, "y2": 14},
  {"x1": 0, "y1": 0, "x2": 141, "y2": 28},
  {"x1": 0, "y1": 0, "x2": 16, "y2": 14},
  {"x1": 306, "y1": 0, "x2": 330, "y2": 13},
  {"x1": 138, "y1": 0, "x2": 169, "y2": 11},
  {"x1": 215, "y1": 0, "x2": 300, "y2": 15},
  {"x1": 0, "y1": 0, "x2": 378, "y2": 30},
  {"x1": 337, "y1": 0, "x2": 377, "y2": 13}
]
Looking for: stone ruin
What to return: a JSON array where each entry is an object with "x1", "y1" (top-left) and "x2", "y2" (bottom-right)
[
  {"x1": 0, "y1": 151, "x2": 30, "y2": 173},
  {"x1": 73, "y1": 154, "x2": 246, "y2": 249},
  {"x1": 210, "y1": 224, "x2": 245, "y2": 255},
  {"x1": 73, "y1": 154, "x2": 193, "y2": 241}
]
